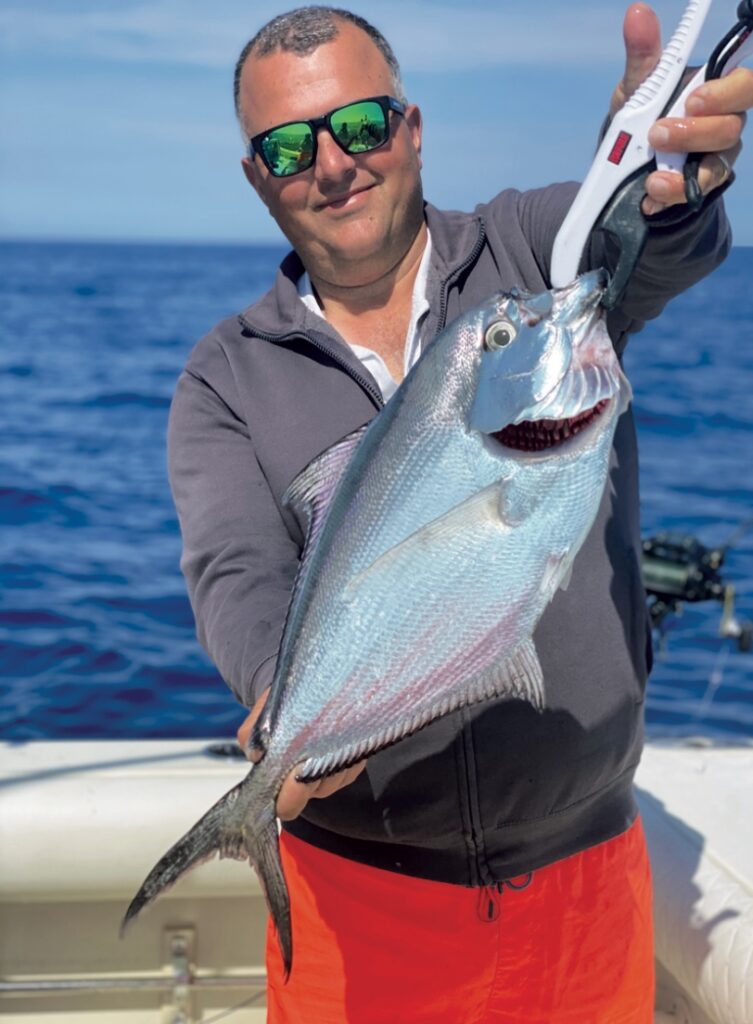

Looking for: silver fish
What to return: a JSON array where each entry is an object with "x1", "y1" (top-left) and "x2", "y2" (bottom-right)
[{"x1": 121, "y1": 269, "x2": 631, "y2": 975}]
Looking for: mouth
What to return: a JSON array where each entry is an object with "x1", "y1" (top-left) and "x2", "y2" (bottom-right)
[
  {"x1": 317, "y1": 185, "x2": 373, "y2": 210},
  {"x1": 492, "y1": 400, "x2": 609, "y2": 452}
]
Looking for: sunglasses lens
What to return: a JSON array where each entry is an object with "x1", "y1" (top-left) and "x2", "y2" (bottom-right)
[
  {"x1": 261, "y1": 122, "x2": 315, "y2": 177},
  {"x1": 257, "y1": 99, "x2": 395, "y2": 176},
  {"x1": 330, "y1": 100, "x2": 388, "y2": 154}
]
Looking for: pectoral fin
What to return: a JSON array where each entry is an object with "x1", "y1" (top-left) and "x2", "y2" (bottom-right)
[{"x1": 345, "y1": 482, "x2": 513, "y2": 597}]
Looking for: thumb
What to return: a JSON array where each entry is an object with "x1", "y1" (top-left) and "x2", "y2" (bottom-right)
[{"x1": 610, "y1": 3, "x2": 662, "y2": 116}]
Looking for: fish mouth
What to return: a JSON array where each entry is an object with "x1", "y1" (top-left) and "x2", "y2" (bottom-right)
[{"x1": 492, "y1": 399, "x2": 610, "y2": 452}]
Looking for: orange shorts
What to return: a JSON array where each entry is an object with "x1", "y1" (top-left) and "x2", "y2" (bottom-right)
[{"x1": 266, "y1": 819, "x2": 654, "y2": 1024}]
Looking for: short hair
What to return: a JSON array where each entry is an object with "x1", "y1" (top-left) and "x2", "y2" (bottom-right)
[{"x1": 233, "y1": 6, "x2": 406, "y2": 143}]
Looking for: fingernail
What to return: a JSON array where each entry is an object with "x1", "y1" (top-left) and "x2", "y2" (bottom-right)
[
  {"x1": 649, "y1": 125, "x2": 670, "y2": 147},
  {"x1": 685, "y1": 93, "x2": 706, "y2": 114}
]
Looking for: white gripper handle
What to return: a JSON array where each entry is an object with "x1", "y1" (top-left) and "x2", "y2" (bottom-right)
[{"x1": 550, "y1": 0, "x2": 714, "y2": 288}]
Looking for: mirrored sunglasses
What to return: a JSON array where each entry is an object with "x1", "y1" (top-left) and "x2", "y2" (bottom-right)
[{"x1": 249, "y1": 95, "x2": 406, "y2": 178}]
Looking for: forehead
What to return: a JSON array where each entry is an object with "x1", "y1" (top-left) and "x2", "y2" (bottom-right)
[{"x1": 241, "y1": 22, "x2": 394, "y2": 134}]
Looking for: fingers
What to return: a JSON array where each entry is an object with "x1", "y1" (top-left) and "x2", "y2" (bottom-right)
[
  {"x1": 275, "y1": 772, "x2": 314, "y2": 821},
  {"x1": 643, "y1": 111, "x2": 742, "y2": 214},
  {"x1": 236, "y1": 687, "x2": 271, "y2": 763},
  {"x1": 648, "y1": 112, "x2": 744, "y2": 155},
  {"x1": 276, "y1": 761, "x2": 367, "y2": 821},
  {"x1": 685, "y1": 67, "x2": 753, "y2": 117},
  {"x1": 610, "y1": 3, "x2": 661, "y2": 116},
  {"x1": 236, "y1": 713, "x2": 254, "y2": 752},
  {"x1": 640, "y1": 63, "x2": 753, "y2": 215},
  {"x1": 646, "y1": 65, "x2": 753, "y2": 159},
  {"x1": 236, "y1": 688, "x2": 366, "y2": 819},
  {"x1": 642, "y1": 143, "x2": 740, "y2": 215}
]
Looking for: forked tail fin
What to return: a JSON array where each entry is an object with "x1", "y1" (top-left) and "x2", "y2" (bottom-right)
[
  {"x1": 119, "y1": 764, "x2": 294, "y2": 977},
  {"x1": 119, "y1": 771, "x2": 254, "y2": 935},
  {"x1": 253, "y1": 816, "x2": 293, "y2": 977}
]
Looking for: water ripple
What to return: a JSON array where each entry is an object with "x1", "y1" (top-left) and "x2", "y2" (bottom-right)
[{"x1": 1, "y1": 239, "x2": 751, "y2": 741}]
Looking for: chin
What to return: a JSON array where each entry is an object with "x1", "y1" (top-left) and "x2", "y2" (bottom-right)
[
  {"x1": 318, "y1": 224, "x2": 391, "y2": 267},
  {"x1": 337, "y1": 214, "x2": 418, "y2": 259}
]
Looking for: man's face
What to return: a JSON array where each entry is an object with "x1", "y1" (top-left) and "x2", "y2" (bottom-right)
[{"x1": 239, "y1": 22, "x2": 424, "y2": 287}]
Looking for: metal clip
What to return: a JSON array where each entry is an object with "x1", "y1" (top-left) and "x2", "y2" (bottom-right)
[{"x1": 162, "y1": 927, "x2": 195, "y2": 1024}]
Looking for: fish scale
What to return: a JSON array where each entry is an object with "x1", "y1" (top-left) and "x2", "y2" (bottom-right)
[{"x1": 122, "y1": 269, "x2": 631, "y2": 977}]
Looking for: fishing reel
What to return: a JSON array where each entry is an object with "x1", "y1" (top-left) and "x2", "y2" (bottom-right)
[{"x1": 641, "y1": 532, "x2": 752, "y2": 652}]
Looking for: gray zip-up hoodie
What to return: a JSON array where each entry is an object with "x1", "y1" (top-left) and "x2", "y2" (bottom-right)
[{"x1": 168, "y1": 183, "x2": 729, "y2": 884}]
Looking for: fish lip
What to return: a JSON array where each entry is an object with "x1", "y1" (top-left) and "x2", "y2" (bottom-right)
[
  {"x1": 556, "y1": 268, "x2": 608, "y2": 312},
  {"x1": 490, "y1": 398, "x2": 612, "y2": 455}
]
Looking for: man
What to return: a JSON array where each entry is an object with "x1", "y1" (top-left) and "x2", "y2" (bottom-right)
[{"x1": 168, "y1": 4, "x2": 752, "y2": 1020}]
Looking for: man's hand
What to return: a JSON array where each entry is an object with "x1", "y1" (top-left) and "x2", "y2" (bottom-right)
[
  {"x1": 613, "y1": 3, "x2": 753, "y2": 215},
  {"x1": 237, "y1": 689, "x2": 366, "y2": 821}
]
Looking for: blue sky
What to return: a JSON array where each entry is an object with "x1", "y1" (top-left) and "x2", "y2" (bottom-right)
[{"x1": 2, "y1": 0, "x2": 751, "y2": 244}]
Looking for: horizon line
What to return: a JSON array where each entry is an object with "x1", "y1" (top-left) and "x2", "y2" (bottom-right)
[
  {"x1": 0, "y1": 234, "x2": 289, "y2": 249},
  {"x1": 2, "y1": 235, "x2": 752, "y2": 252}
]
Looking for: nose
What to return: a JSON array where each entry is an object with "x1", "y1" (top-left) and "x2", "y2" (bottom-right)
[{"x1": 313, "y1": 127, "x2": 357, "y2": 183}]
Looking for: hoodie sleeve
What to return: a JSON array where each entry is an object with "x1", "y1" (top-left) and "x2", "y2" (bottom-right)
[
  {"x1": 596, "y1": 195, "x2": 732, "y2": 355},
  {"x1": 507, "y1": 179, "x2": 731, "y2": 355},
  {"x1": 167, "y1": 341, "x2": 298, "y2": 709}
]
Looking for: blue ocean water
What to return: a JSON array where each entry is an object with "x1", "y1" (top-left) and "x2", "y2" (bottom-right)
[{"x1": 1, "y1": 240, "x2": 751, "y2": 742}]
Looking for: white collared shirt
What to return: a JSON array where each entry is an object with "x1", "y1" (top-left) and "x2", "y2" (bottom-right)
[{"x1": 296, "y1": 231, "x2": 433, "y2": 402}]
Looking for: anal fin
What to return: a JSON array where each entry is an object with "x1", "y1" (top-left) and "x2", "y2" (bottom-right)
[
  {"x1": 295, "y1": 639, "x2": 545, "y2": 784},
  {"x1": 475, "y1": 637, "x2": 545, "y2": 711}
]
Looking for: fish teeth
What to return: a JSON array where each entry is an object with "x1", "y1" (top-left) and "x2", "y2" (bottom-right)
[{"x1": 493, "y1": 400, "x2": 610, "y2": 451}]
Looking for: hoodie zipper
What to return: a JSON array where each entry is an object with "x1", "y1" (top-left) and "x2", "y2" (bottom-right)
[
  {"x1": 460, "y1": 709, "x2": 491, "y2": 887},
  {"x1": 426, "y1": 216, "x2": 491, "y2": 890},
  {"x1": 240, "y1": 217, "x2": 485, "y2": 400},
  {"x1": 436, "y1": 219, "x2": 486, "y2": 333},
  {"x1": 238, "y1": 322, "x2": 385, "y2": 410}
]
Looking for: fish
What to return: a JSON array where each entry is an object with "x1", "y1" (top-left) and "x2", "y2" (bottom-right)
[{"x1": 121, "y1": 268, "x2": 631, "y2": 976}]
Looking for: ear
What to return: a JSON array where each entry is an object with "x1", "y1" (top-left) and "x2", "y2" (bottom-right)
[
  {"x1": 404, "y1": 103, "x2": 423, "y2": 169},
  {"x1": 241, "y1": 155, "x2": 269, "y2": 208}
]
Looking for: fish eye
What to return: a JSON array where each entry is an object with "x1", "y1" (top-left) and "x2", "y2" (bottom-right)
[{"x1": 484, "y1": 319, "x2": 517, "y2": 351}]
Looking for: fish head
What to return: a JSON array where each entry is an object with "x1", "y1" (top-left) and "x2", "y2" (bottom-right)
[{"x1": 468, "y1": 269, "x2": 631, "y2": 455}]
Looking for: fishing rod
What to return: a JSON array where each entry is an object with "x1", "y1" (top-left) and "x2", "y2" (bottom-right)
[{"x1": 641, "y1": 518, "x2": 753, "y2": 651}]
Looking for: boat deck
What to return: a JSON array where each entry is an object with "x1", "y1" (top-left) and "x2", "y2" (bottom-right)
[{"x1": 1, "y1": 739, "x2": 750, "y2": 1023}]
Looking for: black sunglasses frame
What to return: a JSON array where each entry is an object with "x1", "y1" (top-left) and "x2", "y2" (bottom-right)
[{"x1": 249, "y1": 95, "x2": 406, "y2": 178}]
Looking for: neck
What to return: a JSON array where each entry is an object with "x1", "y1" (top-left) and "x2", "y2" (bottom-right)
[{"x1": 308, "y1": 221, "x2": 428, "y2": 320}]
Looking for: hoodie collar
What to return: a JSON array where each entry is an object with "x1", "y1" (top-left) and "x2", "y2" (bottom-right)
[{"x1": 239, "y1": 201, "x2": 484, "y2": 342}]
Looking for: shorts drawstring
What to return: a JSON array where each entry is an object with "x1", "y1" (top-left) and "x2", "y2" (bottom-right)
[
  {"x1": 476, "y1": 873, "x2": 534, "y2": 922},
  {"x1": 477, "y1": 885, "x2": 501, "y2": 922}
]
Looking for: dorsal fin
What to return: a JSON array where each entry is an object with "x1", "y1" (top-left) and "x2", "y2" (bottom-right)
[
  {"x1": 282, "y1": 423, "x2": 369, "y2": 568},
  {"x1": 255, "y1": 419, "x2": 368, "y2": 741},
  {"x1": 252, "y1": 421, "x2": 368, "y2": 745},
  {"x1": 256, "y1": 423, "x2": 370, "y2": 741}
]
